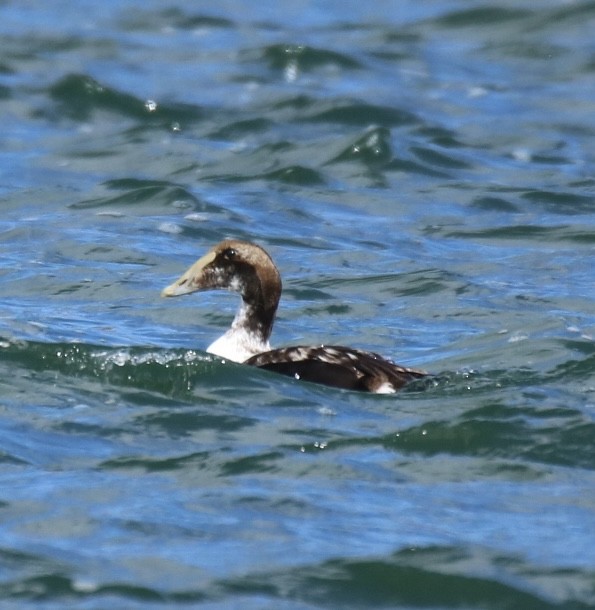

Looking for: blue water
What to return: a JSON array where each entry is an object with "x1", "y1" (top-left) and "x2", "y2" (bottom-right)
[{"x1": 1, "y1": 1, "x2": 594, "y2": 608}]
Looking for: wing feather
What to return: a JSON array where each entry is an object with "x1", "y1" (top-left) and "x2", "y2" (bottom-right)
[{"x1": 245, "y1": 345, "x2": 427, "y2": 393}]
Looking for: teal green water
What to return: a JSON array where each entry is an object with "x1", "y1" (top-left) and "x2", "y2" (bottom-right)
[{"x1": 1, "y1": 2, "x2": 595, "y2": 608}]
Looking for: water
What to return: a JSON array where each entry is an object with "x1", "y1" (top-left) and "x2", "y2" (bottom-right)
[{"x1": 1, "y1": 1, "x2": 594, "y2": 608}]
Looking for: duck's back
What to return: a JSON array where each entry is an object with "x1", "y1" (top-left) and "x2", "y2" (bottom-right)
[{"x1": 245, "y1": 345, "x2": 427, "y2": 393}]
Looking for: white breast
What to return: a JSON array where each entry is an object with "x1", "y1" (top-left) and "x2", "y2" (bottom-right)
[{"x1": 207, "y1": 328, "x2": 270, "y2": 363}]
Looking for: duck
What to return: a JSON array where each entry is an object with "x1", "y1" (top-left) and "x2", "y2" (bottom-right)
[{"x1": 161, "y1": 239, "x2": 427, "y2": 393}]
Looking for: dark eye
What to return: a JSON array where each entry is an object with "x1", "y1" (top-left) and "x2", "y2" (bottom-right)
[{"x1": 222, "y1": 247, "x2": 237, "y2": 260}]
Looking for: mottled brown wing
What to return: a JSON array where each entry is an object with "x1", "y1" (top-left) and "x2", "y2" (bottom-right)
[{"x1": 245, "y1": 345, "x2": 427, "y2": 393}]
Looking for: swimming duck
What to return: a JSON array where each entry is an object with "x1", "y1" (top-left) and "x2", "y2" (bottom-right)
[{"x1": 162, "y1": 240, "x2": 427, "y2": 393}]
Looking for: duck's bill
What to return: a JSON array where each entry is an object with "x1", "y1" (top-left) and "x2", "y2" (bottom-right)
[{"x1": 161, "y1": 250, "x2": 216, "y2": 297}]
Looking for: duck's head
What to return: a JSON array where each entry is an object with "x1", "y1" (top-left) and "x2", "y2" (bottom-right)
[{"x1": 162, "y1": 239, "x2": 282, "y2": 317}]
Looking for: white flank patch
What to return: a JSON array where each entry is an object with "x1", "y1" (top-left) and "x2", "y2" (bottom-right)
[{"x1": 374, "y1": 381, "x2": 396, "y2": 394}]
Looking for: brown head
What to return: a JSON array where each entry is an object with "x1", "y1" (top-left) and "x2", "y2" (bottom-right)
[{"x1": 162, "y1": 240, "x2": 282, "y2": 339}]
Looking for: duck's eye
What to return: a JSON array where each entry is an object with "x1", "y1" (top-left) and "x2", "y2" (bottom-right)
[{"x1": 222, "y1": 247, "x2": 237, "y2": 260}]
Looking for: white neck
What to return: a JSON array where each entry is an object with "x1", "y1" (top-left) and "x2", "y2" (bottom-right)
[
  {"x1": 206, "y1": 300, "x2": 271, "y2": 362},
  {"x1": 207, "y1": 328, "x2": 270, "y2": 362}
]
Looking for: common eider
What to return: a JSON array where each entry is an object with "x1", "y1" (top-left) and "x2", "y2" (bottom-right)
[{"x1": 162, "y1": 240, "x2": 427, "y2": 393}]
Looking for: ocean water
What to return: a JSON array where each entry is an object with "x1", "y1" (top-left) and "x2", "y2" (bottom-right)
[{"x1": 1, "y1": 1, "x2": 595, "y2": 608}]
